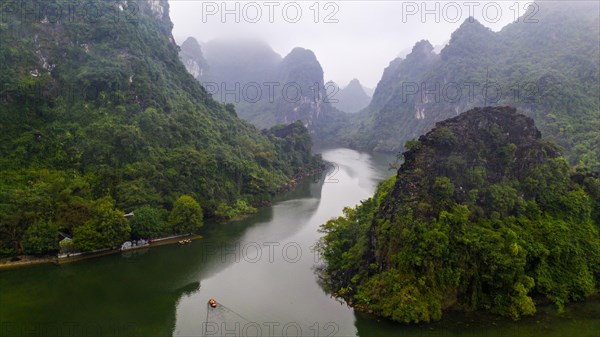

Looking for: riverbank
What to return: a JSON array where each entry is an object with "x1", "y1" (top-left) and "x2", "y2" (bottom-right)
[
  {"x1": 333, "y1": 286, "x2": 600, "y2": 327},
  {"x1": 0, "y1": 160, "x2": 325, "y2": 271},
  {"x1": 0, "y1": 234, "x2": 203, "y2": 270},
  {"x1": 276, "y1": 160, "x2": 327, "y2": 194},
  {"x1": 2, "y1": 148, "x2": 597, "y2": 337},
  {"x1": 0, "y1": 255, "x2": 58, "y2": 270}
]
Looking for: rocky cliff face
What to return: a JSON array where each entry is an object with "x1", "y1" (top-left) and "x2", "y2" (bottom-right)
[
  {"x1": 345, "y1": 1, "x2": 599, "y2": 170},
  {"x1": 367, "y1": 106, "x2": 597, "y2": 320},
  {"x1": 347, "y1": 39, "x2": 441, "y2": 151},
  {"x1": 318, "y1": 106, "x2": 600, "y2": 323},
  {"x1": 178, "y1": 38, "x2": 345, "y2": 133},
  {"x1": 377, "y1": 106, "x2": 556, "y2": 228},
  {"x1": 179, "y1": 37, "x2": 209, "y2": 80},
  {"x1": 274, "y1": 47, "x2": 328, "y2": 128}
]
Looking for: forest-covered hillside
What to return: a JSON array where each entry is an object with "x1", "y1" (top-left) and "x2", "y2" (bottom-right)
[
  {"x1": 319, "y1": 107, "x2": 600, "y2": 323},
  {"x1": 0, "y1": 0, "x2": 319, "y2": 256},
  {"x1": 344, "y1": 1, "x2": 599, "y2": 170}
]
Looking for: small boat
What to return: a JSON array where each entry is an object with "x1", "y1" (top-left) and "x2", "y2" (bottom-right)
[{"x1": 208, "y1": 298, "x2": 217, "y2": 308}]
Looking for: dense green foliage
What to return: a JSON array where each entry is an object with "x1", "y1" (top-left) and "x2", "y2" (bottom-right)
[
  {"x1": 168, "y1": 195, "x2": 203, "y2": 234},
  {"x1": 130, "y1": 206, "x2": 167, "y2": 240},
  {"x1": 72, "y1": 197, "x2": 130, "y2": 251},
  {"x1": 343, "y1": 2, "x2": 599, "y2": 170},
  {"x1": 214, "y1": 200, "x2": 257, "y2": 221},
  {"x1": 0, "y1": 0, "x2": 318, "y2": 256},
  {"x1": 318, "y1": 107, "x2": 600, "y2": 323},
  {"x1": 22, "y1": 220, "x2": 58, "y2": 255}
]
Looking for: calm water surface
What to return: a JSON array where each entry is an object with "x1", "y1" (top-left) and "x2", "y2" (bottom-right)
[{"x1": 1, "y1": 148, "x2": 598, "y2": 337}]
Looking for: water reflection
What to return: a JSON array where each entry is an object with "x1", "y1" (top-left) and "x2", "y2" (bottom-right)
[
  {"x1": 3, "y1": 148, "x2": 594, "y2": 337},
  {"x1": 0, "y1": 247, "x2": 206, "y2": 336},
  {"x1": 354, "y1": 298, "x2": 600, "y2": 337},
  {"x1": 173, "y1": 148, "x2": 389, "y2": 336}
]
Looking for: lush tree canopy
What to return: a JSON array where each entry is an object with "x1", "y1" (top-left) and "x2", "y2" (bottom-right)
[
  {"x1": 22, "y1": 220, "x2": 58, "y2": 255},
  {"x1": 341, "y1": 2, "x2": 599, "y2": 171},
  {"x1": 130, "y1": 206, "x2": 167, "y2": 240},
  {"x1": 72, "y1": 197, "x2": 130, "y2": 252},
  {"x1": 0, "y1": 0, "x2": 318, "y2": 257},
  {"x1": 168, "y1": 195, "x2": 203, "y2": 234},
  {"x1": 318, "y1": 108, "x2": 600, "y2": 323}
]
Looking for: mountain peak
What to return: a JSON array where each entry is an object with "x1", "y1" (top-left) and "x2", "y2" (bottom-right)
[
  {"x1": 182, "y1": 36, "x2": 200, "y2": 46},
  {"x1": 440, "y1": 16, "x2": 496, "y2": 60},
  {"x1": 405, "y1": 40, "x2": 437, "y2": 62},
  {"x1": 320, "y1": 105, "x2": 599, "y2": 324},
  {"x1": 280, "y1": 48, "x2": 322, "y2": 76},
  {"x1": 411, "y1": 40, "x2": 435, "y2": 55},
  {"x1": 145, "y1": 0, "x2": 169, "y2": 19},
  {"x1": 459, "y1": 16, "x2": 486, "y2": 28},
  {"x1": 285, "y1": 47, "x2": 319, "y2": 63},
  {"x1": 181, "y1": 37, "x2": 202, "y2": 54},
  {"x1": 0, "y1": 0, "x2": 318, "y2": 257},
  {"x1": 179, "y1": 37, "x2": 208, "y2": 80},
  {"x1": 454, "y1": 17, "x2": 493, "y2": 36},
  {"x1": 330, "y1": 79, "x2": 371, "y2": 113},
  {"x1": 346, "y1": 78, "x2": 362, "y2": 88}
]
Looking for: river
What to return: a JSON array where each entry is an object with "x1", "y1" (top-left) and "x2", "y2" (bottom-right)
[{"x1": 0, "y1": 148, "x2": 598, "y2": 337}]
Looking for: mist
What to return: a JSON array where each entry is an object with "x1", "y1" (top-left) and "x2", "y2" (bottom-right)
[{"x1": 170, "y1": 0, "x2": 533, "y2": 88}]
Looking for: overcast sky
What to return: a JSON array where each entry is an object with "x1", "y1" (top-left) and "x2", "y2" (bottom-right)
[{"x1": 169, "y1": 1, "x2": 532, "y2": 88}]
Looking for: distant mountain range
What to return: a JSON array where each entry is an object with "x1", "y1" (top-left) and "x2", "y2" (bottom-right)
[
  {"x1": 326, "y1": 79, "x2": 372, "y2": 113},
  {"x1": 179, "y1": 1, "x2": 598, "y2": 169},
  {"x1": 179, "y1": 37, "x2": 345, "y2": 132},
  {"x1": 341, "y1": 1, "x2": 599, "y2": 170}
]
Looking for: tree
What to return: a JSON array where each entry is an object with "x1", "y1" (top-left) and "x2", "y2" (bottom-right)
[
  {"x1": 318, "y1": 108, "x2": 600, "y2": 323},
  {"x1": 72, "y1": 222, "x2": 105, "y2": 252},
  {"x1": 168, "y1": 195, "x2": 203, "y2": 234},
  {"x1": 432, "y1": 176, "x2": 455, "y2": 211},
  {"x1": 130, "y1": 206, "x2": 166, "y2": 239},
  {"x1": 0, "y1": 0, "x2": 319, "y2": 257},
  {"x1": 72, "y1": 197, "x2": 131, "y2": 251},
  {"x1": 22, "y1": 220, "x2": 58, "y2": 255}
]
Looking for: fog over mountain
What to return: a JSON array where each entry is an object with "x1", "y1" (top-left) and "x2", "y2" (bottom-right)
[
  {"x1": 180, "y1": 36, "x2": 345, "y2": 132},
  {"x1": 338, "y1": 1, "x2": 599, "y2": 169},
  {"x1": 326, "y1": 79, "x2": 372, "y2": 113},
  {"x1": 170, "y1": 1, "x2": 530, "y2": 88},
  {"x1": 1, "y1": 0, "x2": 598, "y2": 332}
]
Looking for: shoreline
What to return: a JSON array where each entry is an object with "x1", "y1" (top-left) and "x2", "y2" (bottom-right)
[
  {"x1": 0, "y1": 164, "x2": 324, "y2": 271},
  {"x1": 0, "y1": 234, "x2": 202, "y2": 270},
  {"x1": 327, "y1": 283, "x2": 600, "y2": 325}
]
